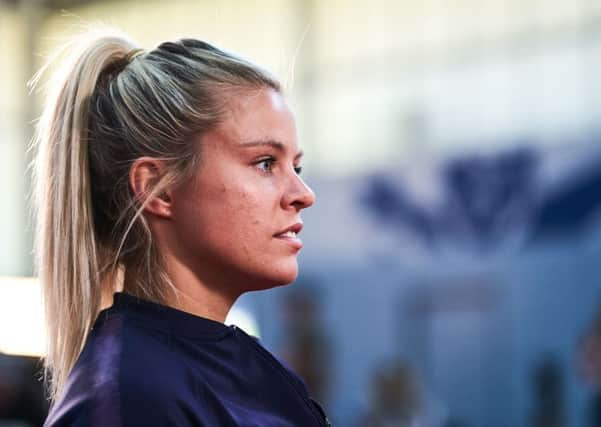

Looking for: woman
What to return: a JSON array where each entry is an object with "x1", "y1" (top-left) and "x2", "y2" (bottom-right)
[{"x1": 33, "y1": 28, "x2": 328, "y2": 426}]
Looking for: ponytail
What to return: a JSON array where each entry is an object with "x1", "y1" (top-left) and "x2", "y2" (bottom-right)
[{"x1": 32, "y1": 30, "x2": 138, "y2": 401}]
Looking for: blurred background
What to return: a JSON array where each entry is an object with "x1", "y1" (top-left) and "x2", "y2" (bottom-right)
[{"x1": 2, "y1": 0, "x2": 601, "y2": 426}]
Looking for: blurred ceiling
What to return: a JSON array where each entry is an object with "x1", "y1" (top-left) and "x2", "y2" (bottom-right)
[{"x1": 1, "y1": 0, "x2": 98, "y2": 9}]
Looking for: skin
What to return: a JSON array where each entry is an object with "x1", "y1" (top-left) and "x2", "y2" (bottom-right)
[{"x1": 130, "y1": 88, "x2": 315, "y2": 323}]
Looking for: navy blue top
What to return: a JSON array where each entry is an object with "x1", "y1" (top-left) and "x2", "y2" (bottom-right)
[{"x1": 44, "y1": 293, "x2": 330, "y2": 426}]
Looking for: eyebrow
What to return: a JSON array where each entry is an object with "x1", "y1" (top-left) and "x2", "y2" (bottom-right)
[{"x1": 240, "y1": 139, "x2": 304, "y2": 160}]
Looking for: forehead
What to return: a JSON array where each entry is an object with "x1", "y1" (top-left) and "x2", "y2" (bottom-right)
[{"x1": 211, "y1": 88, "x2": 298, "y2": 150}]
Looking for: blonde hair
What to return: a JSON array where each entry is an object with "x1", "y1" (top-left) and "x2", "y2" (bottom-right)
[{"x1": 32, "y1": 28, "x2": 280, "y2": 402}]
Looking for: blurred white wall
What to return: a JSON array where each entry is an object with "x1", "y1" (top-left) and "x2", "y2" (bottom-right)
[{"x1": 0, "y1": 7, "x2": 30, "y2": 276}]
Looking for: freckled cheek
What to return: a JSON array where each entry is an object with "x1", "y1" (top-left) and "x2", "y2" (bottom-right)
[
  {"x1": 191, "y1": 179, "x2": 278, "y2": 246},
  {"x1": 236, "y1": 192, "x2": 267, "y2": 240},
  {"x1": 203, "y1": 189, "x2": 263, "y2": 244}
]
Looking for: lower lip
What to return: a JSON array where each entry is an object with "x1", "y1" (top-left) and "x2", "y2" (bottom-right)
[{"x1": 274, "y1": 235, "x2": 303, "y2": 250}]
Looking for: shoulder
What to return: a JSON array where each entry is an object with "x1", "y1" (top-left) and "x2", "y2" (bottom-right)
[{"x1": 45, "y1": 313, "x2": 211, "y2": 427}]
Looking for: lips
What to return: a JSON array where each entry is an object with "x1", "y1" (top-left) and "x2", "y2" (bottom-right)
[
  {"x1": 274, "y1": 222, "x2": 304, "y2": 250},
  {"x1": 274, "y1": 222, "x2": 303, "y2": 238}
]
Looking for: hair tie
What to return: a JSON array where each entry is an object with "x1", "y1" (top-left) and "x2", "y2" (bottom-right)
[
  {"x1": 126, "y1": 48, "x2": 145, "y2": 63},
  {"x1": 97, "y1": 48, "x2": 144, "y2": 88}
]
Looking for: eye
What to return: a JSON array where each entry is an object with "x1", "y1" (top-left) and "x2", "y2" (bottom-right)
[
  {"x1": 256, "y1": 157, "x2": 276, "y2": 174},
  {"x1": 294, "y1": 165, "x2": 303, "y2": 175}
]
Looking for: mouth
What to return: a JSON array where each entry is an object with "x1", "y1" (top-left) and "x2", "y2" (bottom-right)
[
  {"x1": 274, "y1": 222, "x2": 303, "y2": 237},
  {"x1": 274, "y1": 222, "x2": 303, "y2": 249}
]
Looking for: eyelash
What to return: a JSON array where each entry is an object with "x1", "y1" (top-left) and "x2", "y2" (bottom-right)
[{"x1": 255, "y1": 157, "x2": 302, "y2": 175}]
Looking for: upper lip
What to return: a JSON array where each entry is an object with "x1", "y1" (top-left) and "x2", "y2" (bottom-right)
[{"x1": 274, "y1": 222, "x2": 303, "y2": 237}]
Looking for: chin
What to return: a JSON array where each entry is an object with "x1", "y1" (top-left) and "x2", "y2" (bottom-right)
[
  {"x1": 273, "y1": 259, "x2": 299, "y2": 285},
  {"x1": 274, "y1": 270, "x2": 299, "y2": 287},
  {"x1": 267, "y1": 270, "x2": 299, "y2": 289},
  {"x1": 246, "y1": 261, "x2": 298, "y2": 291}
]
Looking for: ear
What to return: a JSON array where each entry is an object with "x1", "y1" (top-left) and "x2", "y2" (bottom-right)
[{"x1": 129, "y1": 157, "x2": 173, "y2": 219}]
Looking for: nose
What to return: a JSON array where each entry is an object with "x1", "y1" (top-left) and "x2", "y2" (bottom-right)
[{"x1": 282, "y1": 172, "x2": 316, "y2": 211}]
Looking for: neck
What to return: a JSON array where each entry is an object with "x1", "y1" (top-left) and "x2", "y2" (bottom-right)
[
  {"x1": 145, "y1": 221, "x2": 244, "y2": 323},
  {"x1": 167, "y1": 284, "x2": 235, "y2": 324},
  {"x1": 162, "y1": 251, "x2": 241, "y2": 324}
]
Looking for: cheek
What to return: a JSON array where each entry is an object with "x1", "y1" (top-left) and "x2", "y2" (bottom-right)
[
  {"x1": 222, "y1": 191, "x2": 264, "y2": 243},
  {"x1": 184, "y1": 184, "x2": 272, "y2": 250}
]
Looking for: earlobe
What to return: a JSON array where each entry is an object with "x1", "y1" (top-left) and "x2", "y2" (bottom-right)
[{"x1": 129, "y1": 157, "x2": 173, "y2": 219}]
